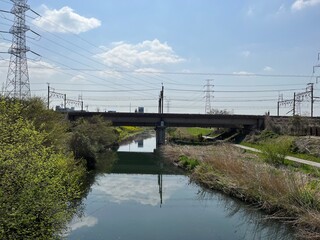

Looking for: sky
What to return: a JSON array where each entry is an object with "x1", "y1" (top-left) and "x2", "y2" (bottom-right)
[{"x1": 1, "y1": 0, "x2": 320, "y2": 115}]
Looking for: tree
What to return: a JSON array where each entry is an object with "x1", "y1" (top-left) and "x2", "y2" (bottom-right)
[
  {"x1": 69, "y1": 116, "x2": 117, "y2": 169},
  {"x1": 0, "y1": 100, "x2": 85, "y2": 239}
]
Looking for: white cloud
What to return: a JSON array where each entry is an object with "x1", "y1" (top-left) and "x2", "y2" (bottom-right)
[
  {"x1": 95, "y1": 39, "x2": 185, "y2": 68},
  {"x1": 68, "y1": 216, "x2": 98, "y2": 232},
  {"x1": 133, "y1": 68, "x2": 163, "y2": 75},
  {"x1": 292, "y1": 0, "x2": 320, "y2": 11},
  {"x1": 263, "y1": 66, "x2": 274, "y2": 72},
  {"x1": 233, "y1": 71, "x2": 254, "y2": 75},
  {"x1": 93, "y1": 174, "x2": 184, "y2": 206},
  {"x1": 70, "y1": 74, "x2": 86, "y2": 82},
  {"x1": 33, "y1": 5, "x2": 101, "y2": 34},
  {"x1": 97, "y1": 70, "x2": 123, "y2": 79},
  {"x1": 241, "y1": 50, "x2": 251, "y2": 58},
  {"x1": 28, "y1": 60, "x2": 59, "y2": 79}
]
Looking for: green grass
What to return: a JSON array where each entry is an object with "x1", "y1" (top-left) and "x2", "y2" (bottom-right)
[
  {"x1": 167, "y1": 127, "x2": 215, "y2": 141},
  {"x1": 186, "y1": 127, "x2": 213, "y2": 137},
  {"x1": 178, "y1": 155, "x2": 199, "y2": 170},
  {"x1": 116, "y1": 126, "x2": 144, "y2": 141}
]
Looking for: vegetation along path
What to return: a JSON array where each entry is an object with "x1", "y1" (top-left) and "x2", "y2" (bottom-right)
[{"x1": 234, "y1": 144, "x2": 320, "y2": 169}]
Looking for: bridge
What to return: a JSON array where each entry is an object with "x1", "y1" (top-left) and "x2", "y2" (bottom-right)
[{"x1": 68, "y1": 112, "x2": 265, "y2": 145}]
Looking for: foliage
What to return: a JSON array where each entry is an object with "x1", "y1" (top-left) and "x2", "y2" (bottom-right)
[
  {"x1": 0, "y1": 100, "x2": 85, "y2": 239},
  {"x1": 178, "y1": 155, "x2": 199, "y2": 170},
  {"x1": 261, "y1": 137, "x2": 293, "y2": 166},
  {"x1": 21, "y1": 98, "x2": 70, "y2": 151},
  {"x1": 259, "y1": 130, "x2": 279, "y2": 141},
  {"x1": 115, "y1": 126, "x2": 143, "y2": 141},
  {"x1": 69, "y1": 116, "x2": 117, "y2": 168}
]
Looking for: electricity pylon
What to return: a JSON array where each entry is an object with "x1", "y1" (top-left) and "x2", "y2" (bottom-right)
[{"x1": 5, "y1": 0, "x2": 39, "y2": 99}]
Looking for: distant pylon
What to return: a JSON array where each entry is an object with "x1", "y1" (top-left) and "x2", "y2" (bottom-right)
[
  {"x1": 204, "y1": 79, "x2": 214, "y2": 114},
  {"x1": 5, "y1": 0, "x2": 32, "y2": 100}
]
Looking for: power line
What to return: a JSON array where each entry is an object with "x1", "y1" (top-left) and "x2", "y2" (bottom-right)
[
  {"x1": 53, "y1": 88, "x2": 159, "y2": 93},
  {"x1": 27, "y1": 16, "x2": 176, "y2": 88},
  {"x1": 167, "y1": 88, "x2": 306, "y2": 93}
]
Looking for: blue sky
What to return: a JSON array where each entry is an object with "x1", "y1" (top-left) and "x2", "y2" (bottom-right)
[{"x1": 1, "y1": 0, "x2": 320, "y2": 115}]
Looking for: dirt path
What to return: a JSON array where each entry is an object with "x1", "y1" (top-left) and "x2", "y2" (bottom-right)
[{"x1": 233, "y1": 144, "x2": 320, "y2": 168}]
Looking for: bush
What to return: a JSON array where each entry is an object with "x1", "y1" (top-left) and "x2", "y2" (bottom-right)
[
  {"x1": 178, "y1": 155, "x2": 199, "y2": 170},
  {"x1": 69, "y1": 116, "x2": 117, "y2": 168},
  {"x1": 261, "y1": 137, "x2": 292, "y2": 166},
  {"x1": 0, "y1": 100, "x2": 85, "y2": 239}
]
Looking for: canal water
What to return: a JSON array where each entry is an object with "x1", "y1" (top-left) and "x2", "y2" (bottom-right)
[{"x1": 66, "y1": 135, "x2": 295, "y2": 240}]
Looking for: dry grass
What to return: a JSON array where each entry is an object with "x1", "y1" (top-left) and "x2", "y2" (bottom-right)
[{"x1": 163, "y1": 143, "x2": 320, "y2": 239}]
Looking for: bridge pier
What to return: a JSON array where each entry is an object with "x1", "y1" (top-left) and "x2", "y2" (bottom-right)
[{"x1": 156, "y1": 121, "x2": 166, "y2": 146}]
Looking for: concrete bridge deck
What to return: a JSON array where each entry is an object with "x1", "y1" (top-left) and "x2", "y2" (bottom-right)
[{"x1": 67, "y1": 112, "x2": 266, "y2": 129}]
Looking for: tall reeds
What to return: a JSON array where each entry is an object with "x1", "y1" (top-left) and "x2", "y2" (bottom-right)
[{"x1": 163, "y1": 144, "x2": 320, "y2": 239}]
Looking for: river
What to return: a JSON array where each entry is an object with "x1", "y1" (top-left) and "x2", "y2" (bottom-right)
[{"x1": 66, "y1": 134, "x2": 296, "y2": 240}]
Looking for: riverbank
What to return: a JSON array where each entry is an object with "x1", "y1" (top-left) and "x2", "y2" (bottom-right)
[{"x1": 163, "y1": 144, "x2": 320, "y2": 239}]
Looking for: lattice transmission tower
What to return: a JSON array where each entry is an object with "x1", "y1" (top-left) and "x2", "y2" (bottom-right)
[
  {"x1": 4, "y1": 0, "x2": 39, "y2": 100},
  {"x1": 204, "y1": 79, "x2": 214, "y2": 114}
]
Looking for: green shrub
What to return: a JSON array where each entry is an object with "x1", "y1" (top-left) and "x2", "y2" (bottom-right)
[
  {"x1": 178, "y1": 155, "x2": 199, "y2": 170},
  {"x1": 0, "y1": 100, "x2": 85, "y2": 239},
  {"x1": 259, "y1": 130, "x2": 279, "y2": 141},
  {"x1": 261, "y1": 137, "x2": 292, "y2": 166},
  {"x1": 69, "y1": 116, "x2": 117, "y2": 166}
]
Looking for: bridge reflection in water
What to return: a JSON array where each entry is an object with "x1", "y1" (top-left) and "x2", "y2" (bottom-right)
[
  {"x1": 67, "y1": 136, "x2": 295, "y2": 240},
  {"x1": 112, "y1": 151, "x2": 178, "y2": 207}
]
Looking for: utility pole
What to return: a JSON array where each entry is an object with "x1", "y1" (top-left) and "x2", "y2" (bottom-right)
[
  {"x1": 161, "y1": 84, "x2": 164, "y2": 114},
  {"x1": 63, "y1": 94, "x2": 67, "y2": 109},
  {"x1": 158, "y1": 84, "x2": 164, "y2": 114},
  {"x1": 279, "y1": 83, "x2": 315, "y2": 117},
  {"x1": 47, "y1": 83, "x2": 50, "y2": 109},
  {"x1": 293, "y1": 92, "x2": 296, "y2": 115},
  {"x1": 204, "y1": 79, "x2": 214, "y2": 114},
  {"x1": 3, "y1": 0, "x2": 40, "y2": 100},
  {"x1": 295, "y1": 83, "x2": 314, "y2": 117},
  {"x1": 277, "y1": 93, "x2": 283, "y2": 116},
  {"x1": 78, "y1": 94, "x2": 84, "y2": 111},
  {"x1": 166, "y1": 98, "x2": 171, "y2": 113},
  {"x1": 278, "y1": 93, "x2": 295, "y2": 116},
  {"x1": 308, "y1": 83, "x2": 314, "y2": 117}
]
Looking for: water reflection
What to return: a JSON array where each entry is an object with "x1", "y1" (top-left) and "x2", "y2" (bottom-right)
[
  {"x1": 67, "y1": 136, "x2": 296, "y2": 240},
  {"x1": 68, "y1": 216, "x2": 98, "y2": 232},
  {"x1": 92, "y1": 174, "x2": 182, "y2": 207},
  {"x1": 196, "y1": 189, "x2": 295, "y2": 240},
  {"x1": 118, "y1": 135, "x2": 156, "y2": 152}
]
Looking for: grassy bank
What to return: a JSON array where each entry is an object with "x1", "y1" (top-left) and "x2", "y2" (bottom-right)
[
  {"x1": 115, "y1": 126, "x2": 145, "y2": 142},
  {"x1": 163, "y1": 144, "x2": 320, "y2": 239}
]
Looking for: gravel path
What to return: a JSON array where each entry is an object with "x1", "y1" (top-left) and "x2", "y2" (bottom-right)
[{"x1": 234, "y1": 144, "x2": 320, "y2": 169}]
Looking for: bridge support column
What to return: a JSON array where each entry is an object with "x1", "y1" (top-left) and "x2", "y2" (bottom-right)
[{"x1": 156, "y1": 121, "x2": 166, "y2": 146}]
